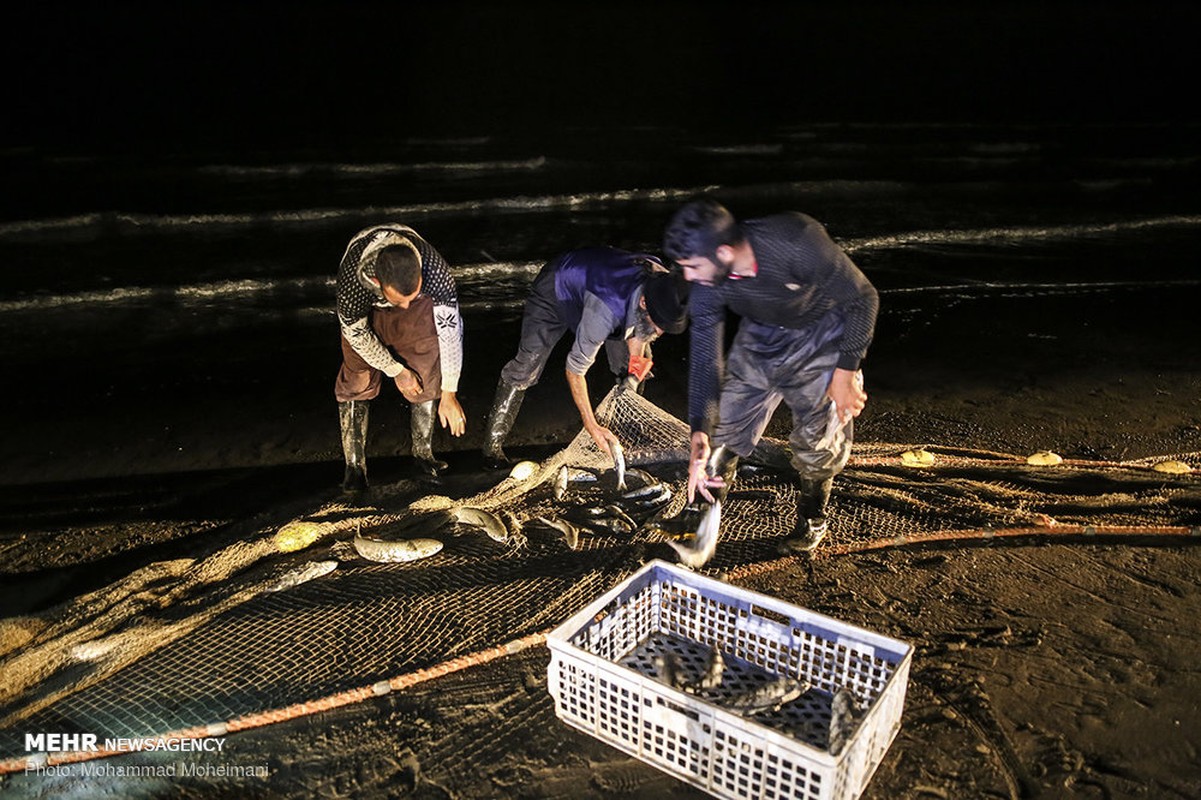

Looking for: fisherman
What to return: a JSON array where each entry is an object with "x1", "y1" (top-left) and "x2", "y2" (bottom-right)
[
  {"x1": 663, "y1": 198, "x2": 878, "y2": 551},
  {"x1": 335, "y1": 223, "x2": 467, "y2": 493},
  {"x1": 482, "y1": 247, "x2": 689, "y2": 469}
]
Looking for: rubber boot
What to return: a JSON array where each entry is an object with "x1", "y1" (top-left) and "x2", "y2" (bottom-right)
[
  {"x1": 482, "y1": 380, "x2": 526, "y2": 470},
  {"x1": 411, "y1": 399, "x2": 448, "y2": 479},
  {"x1": 782, "y1": 476, "x2": 833, "y2": 552},
  {"x1": 338, "y1": 400, "x2": 369, "y2": 494}
]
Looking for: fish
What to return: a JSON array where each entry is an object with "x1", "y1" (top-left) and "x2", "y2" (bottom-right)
[
  {"x1": 452, "y1": 506, "x2": 510, "y2": 543},
  {"x1": 609, "y1": 440, "x2": 627, "y2": 492},
  {"x1": 553, "y1": 464, "x2": 569, "y2": 500},
  {"x1": 625, "y1": 467, "x2": 655, "y2": 489},
  {"x1": 602, "y1": 504, "x2": 638, "y2": 529},
  {"x1": 828, "y1": 687, "x2": 860, "y2": 755},
  {"x1": 353, "y1": 535, "x2": 444, "y2": 563},
  {"x1": 653, "y1": 651, "x2": 686, "y2": 690},
  {"x1": 631, "y1": 484, "x2": 673, "y2": 509},
  {"x1": 666, "y1": 500, "x2": 721, "y2": 568},
  {"x1": 566, "y1": 504, "x2": 636, "y2": 534},
  {"x1": 568, "y1": 467, "x2": 598, "y2": 483},
  {"x1": 815, "y1": 370, "x2": 862, "y2": 452},
  {"x1": 267, "y1": 560, "x2": 338, "y2": 591},
  {"x1": 621, "y1": 482, "x2": 666, "y2": 501},
  {"x1": 694, "y1": 646, "x2": 725, "y2": 692},
  {"x1": 586, "y1": 516, "x2": 633, "y2": 535},
  {"x1": 535, "y1": 516, "x2": 580, "y2": 550},
  {"x1": 728, "y1": 675, "x2": 810, "y2": 715}
]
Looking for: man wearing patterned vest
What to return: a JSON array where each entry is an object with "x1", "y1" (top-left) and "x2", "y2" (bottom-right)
[
  {"x1": 335, "y1": 224, "x2": 466, "y2": 493},
  {"x1": 664, "y1": 198, "x2": 878, "y2": 552}
]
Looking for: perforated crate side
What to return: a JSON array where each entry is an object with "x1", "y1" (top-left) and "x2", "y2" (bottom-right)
[{"x1": 548, "y1": 562, "x2": 913, "y2": 800}]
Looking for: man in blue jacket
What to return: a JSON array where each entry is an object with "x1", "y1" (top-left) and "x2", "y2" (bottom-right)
[{"x1": 483, "y1": 247, "x2": 689, "y2": 468}]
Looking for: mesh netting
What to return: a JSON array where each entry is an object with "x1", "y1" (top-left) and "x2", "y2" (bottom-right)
[{"x1": 1, "y1": 388, "x2": 1198, "y2": 769}]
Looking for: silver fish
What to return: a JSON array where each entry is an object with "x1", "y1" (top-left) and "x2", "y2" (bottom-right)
[
  {"x1": 609, "y1": 440, "x2": 627, "y2": 492},
  {"x1": 452, "y1": 506, "x2": 509, "y2": 543},
  {"x1": 695, "y1": 646, "x2": 725, "y2": 692},
  {"x1": 632, "y1": 484, "x2": 673, "y2": 509},
  {"x1": 353, "y1": 535, "x2": 444, "y2": 563},
  {"x1": 587, "y1": 516, "x2": 633, "y2": 535},
  {"x1": 553, "y1": 464, "x2": 569, "y2": 501},
  {"x1": 268, "y1": 559, "x2": 338, "y2": 591},
  {"x1": 625, "y1": 467, "x2": 655, "y2": 489},
  {"x1": 654, "y1": 651, "x2": 686, "y2": 690},
  {"x1": 602, "y1": 504, "x2": 638, "y2": 529},
  {"x1": 728, "y1": 675, "x2": 810, "y2": 714},
  {"x1": 622, "y1": 481, "x2": 666, "y2": 500},
  {"x1": 535, "y1": 516, "x2": 580, "y2": 550},
  {"x1": 568, "y1": 467, "x2": 598, "y2": 483},
  {"x1": 829, "y1": 687, "x2": 860, "y2": 755},
  {"x1": 667, "y1": 500, "x2": 721, "y2": 568},
  {"x1": 815, "y1": 370, "x2": 863, "y2": 452}
]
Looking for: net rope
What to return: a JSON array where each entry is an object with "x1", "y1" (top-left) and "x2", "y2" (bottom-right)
[{"x1": 1, "y1": 388, "x2": 1198, "y2": 771}]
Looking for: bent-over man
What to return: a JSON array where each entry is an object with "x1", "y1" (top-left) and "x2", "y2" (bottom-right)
[
  {"x1": 663, "y1": 198, "x2": 877, "y2": 551},
  {"x1": 335, "y1": 223, "x2": 466, "y2": 492},
  {"x1": 483, "y1": 246, "x2": 689, "y2": 468}
]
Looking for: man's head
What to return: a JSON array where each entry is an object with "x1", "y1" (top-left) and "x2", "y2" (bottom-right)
[
  {"x1": 638, "y1": 270, "x2": 690, "y2": 339},
  {"x1": 373, "y1": 242, "x2": 423, "y2": 307},
  {"x1": 663, "y1": 197, "x2": 744, "y2": 286}
]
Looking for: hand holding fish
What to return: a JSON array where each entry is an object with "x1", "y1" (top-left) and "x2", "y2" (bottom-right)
[
  {"x1": 587, "y1": 424, "x2": 620, "y2": 454},
  {"x1": 826, "y1": 368, "x2": 866, "y2": 424},
  {"x1": 687, "y1": 431, "x2": 727, "y2": 504}
]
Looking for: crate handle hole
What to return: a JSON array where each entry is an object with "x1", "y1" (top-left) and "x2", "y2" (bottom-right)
[{"x1": 751, "y1": 604, "x2": 790, "y2": 626}]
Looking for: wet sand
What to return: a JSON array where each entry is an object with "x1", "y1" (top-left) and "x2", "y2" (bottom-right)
[{"x1": 2, "y1": 285, "x2": 1201, "y2": 798}]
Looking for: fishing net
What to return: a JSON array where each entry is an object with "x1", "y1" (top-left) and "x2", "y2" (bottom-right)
[{"x1": 1, "y1": 388, "x2": 1198, "y2": 771}]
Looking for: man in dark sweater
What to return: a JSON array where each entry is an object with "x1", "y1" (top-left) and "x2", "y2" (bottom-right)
[
  {"x1": 482, "y1": 247, "x2": 689, "y2": 468},
  {"x1": 663, "y1": 198, "x2": 878, "y2": 551}
]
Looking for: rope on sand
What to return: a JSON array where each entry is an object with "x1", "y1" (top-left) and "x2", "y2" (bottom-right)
[
  {"x1": 726, "y1": 522, "x2": 1201, "y2": 581},
  {"x1": 0, "y1": 630, "x2": 550, "y2": 775}
]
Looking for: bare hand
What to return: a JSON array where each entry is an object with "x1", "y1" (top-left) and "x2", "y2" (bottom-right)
[
  {"x1": 396, "y1": 368, "x2": 423, "y2": 402},
  {"x1": 826, "y1": 368, "x2": 866, "y2": 423},
  {"x1": 687, "y1": 430, "x2": 717, "y2": 504},
  {"x1": 438, "y1": 393, "x2": 466, "y2": 437},
  {"x1": 587, "y1": 424, "x2": 618, "y2": 453}
]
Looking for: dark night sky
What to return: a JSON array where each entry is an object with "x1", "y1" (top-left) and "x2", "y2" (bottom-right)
[{"x1": 4, "y1": 1, "x2": 1200, "y2": 152}]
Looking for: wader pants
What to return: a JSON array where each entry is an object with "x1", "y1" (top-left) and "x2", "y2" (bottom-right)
[
  {"x1": 713, "y1": 310, "x2": 852, "y2": 481},
  {"x1": 335, "y1": 295, "x2": 442, "y2": 404}
]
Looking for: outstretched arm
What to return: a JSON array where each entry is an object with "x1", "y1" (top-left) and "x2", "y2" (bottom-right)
[{"x1": 566, "y1": 369, "x2": 617, "y2": 452}]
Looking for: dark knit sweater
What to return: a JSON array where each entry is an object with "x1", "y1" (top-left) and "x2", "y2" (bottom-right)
[{"x1": 688, "y1": 212, "x2": 878, "y2": 433}]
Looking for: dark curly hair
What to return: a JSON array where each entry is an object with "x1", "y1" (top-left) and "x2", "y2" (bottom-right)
[
  {"x1": 663, "y1": 197, "x2": 744, "y2": 263},
  {"x1": 374, "y1": 243, "x2": 422, "y2": 294}
]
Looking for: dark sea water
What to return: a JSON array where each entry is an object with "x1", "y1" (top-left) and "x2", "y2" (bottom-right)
[{"x1": 1, "y1": 121, "x2": 1200, "y2": 483}]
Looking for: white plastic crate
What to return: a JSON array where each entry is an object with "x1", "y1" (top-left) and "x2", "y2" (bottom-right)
[{"x1": 546, "y1": 560, "x2": 913, "y2": 800}]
